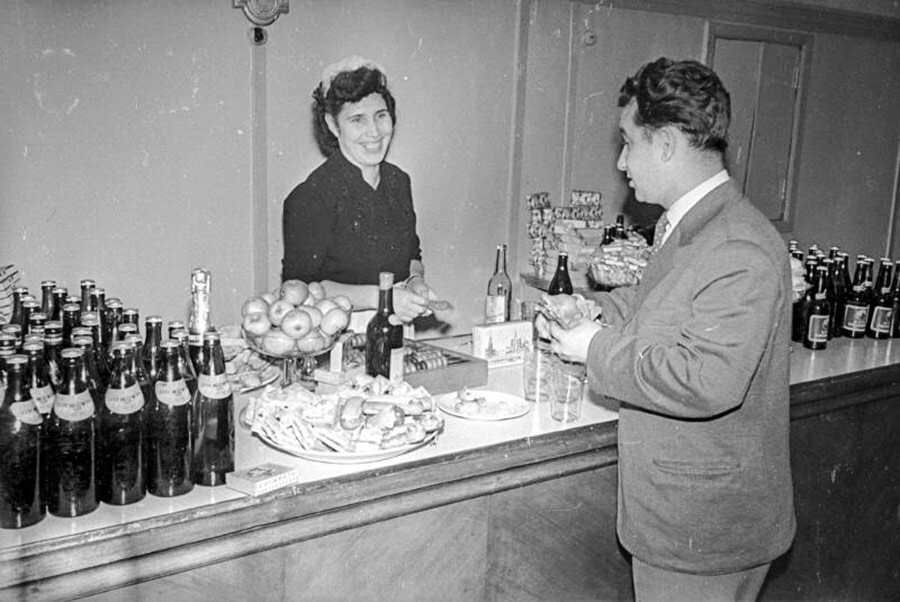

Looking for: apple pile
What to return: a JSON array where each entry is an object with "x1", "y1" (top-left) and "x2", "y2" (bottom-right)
[{"x1": 241, "y1": 279, "x2": 352, "y2": 357}]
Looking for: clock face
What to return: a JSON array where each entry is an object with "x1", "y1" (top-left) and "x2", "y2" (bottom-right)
[{"x1": 236, "y1": 0, "x2": 289, "y2": 26}]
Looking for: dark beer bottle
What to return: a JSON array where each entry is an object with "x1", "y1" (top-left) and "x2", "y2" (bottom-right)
[
  {"x1": 803, "y1": 267, "x2": 831, "y2": 350},
  {"x1": 47, "y1": 348, "x2": 98, "y2": 517},
  {"x1": 148, "y1": 340, "x2": 193, "y2": 497},
  {"x1": 866, "y1": 257, "x2": 894, "y2": 339},
  {"x1": 82, "y1": 314, "x2": 111, "y2": 386},
  {"x1": 830, "y1": 254, "x2": 849, "y2": 337},
  {"x1": 73, "y1": 336, "x2": 107, "y2": 403},
  {"x1": 22, "y1": 342, "x2": 55, "y2": 419},
  {"x1": 104, "y1": 298, "x2": 124, "y2": 348},
  {"x1": 548, "y1": 252, "x2": 574, "y2": 295},
  {"x1": 51, "y1": 286, "x2": 67, "y2": 322},
  {"x1": 365, "y1": 272, "x2": 404, "y2": 381},
  {"x1": 143, "y1": 315, "x2": 164, "y2": 383},
  {"x1": 122, "y1": 308, "x2": 141, "y2": 336},
  {"x1": 98, "y1": 342, "x2": 147, "y2": 505},
  {"x1": 614, "y1": 214, "x2": 627, "y2": 240},
  {"x1": 890, "y1": 261, "x2": 900, "y2": 338},
  {"x1": 9, "y1": 287, "x2": 29, "y2": 329},
  {"x1": 191, "y1": 332, "x2": 234, "y2": 487},
  {"x1": 842, "y1": 259, "x2": 871, "y2": 338},
  {"x1": 19, "y1": 299, "x2": 38, "y2": 336},
  {"x1": 171, "y1": 329, "x2": 198, "y2": 397},
  {"x1": 0, "y1": 355, "x2": 45, "y2": 529},
  {"x1": 79, "y1": 279, "x2": 96, "y2": 313},
  {"x1": 61, "y1": 303, "x2": 81, "y2": 348},
  {"x1": 43, "y1": 332, "x2": 64, "y2": 391},
  {"x1": 124, "y1": 334, "x2": 153, "y2": 405}
]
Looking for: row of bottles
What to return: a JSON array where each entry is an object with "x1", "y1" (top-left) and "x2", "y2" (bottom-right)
[
  {"x1": 791, "y1": 241, "x2": 900, "y2": 350},
  {"x1": 0, "y1": 269, "x2": 230, "y2": 529}
]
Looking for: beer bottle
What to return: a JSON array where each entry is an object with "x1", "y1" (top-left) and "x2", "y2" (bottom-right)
[
  {"x1": 51, "y1": 286, "x2": 67, "y2": 322},
  {"x1": 124, "y1": 334, "x2": 154, "y2": 405},
  {"x1": 9, "y1": 287, "x2": 29, "y2": 329},
  {"x1": 365, "y1": 272, "x2": 404, "y2": 381},
  {"x1": 793, "y1": 259, "x2": 818, "y2": 343},
  {"x1": 168, "y1": 320, "x2": 186, "y2": 339},
  {"x1": 104, "y1": 298, "x2": 123, "y2": 346},
  {"x1": 117, "y1": 322, "x2": 138, "y2": 345},
  {"x1": 485, "y1": 244, "x2": 512, "y2": 324},
  {"x1": 842, "y1": 259, "x2": 871, "y2": 338},
  {"x1": 28, "y1": 312, "x2": 47, "y2": 338},
  {"x1": 890, "y1": 261, "x2": 900, "y2": 338},
  {"x1": 548, "y1": 252, "x2": 574, "y2": 295},
  {"x1": 820, "y1": 258, "x2": 837, "y2": 340},
  {"x1": 829, "y1": 255, "x2": 849, "y2": 338},
  {"x1": 98, "y1": 342, "x2": 147, "y2": 505},
  {"x1": 22, "y1": 342, "x2": 55, "y2": 419},
  {"x1": 19, "y1": 299, "x2": 38, "y2": 336},
  {"x1": 43, "y1": 332, "x2": 64, "y2": 391},
  {"x1": 62, "y1": 303, "x2": 81, "y2": 348},
  {"x1": 39, "y1": 280, "x2": 56, "y2": 322},
  {"x1": 187, "y1": 268, "x2": 215, "y2": 373},
  {"x1": 82, "y1": 314, "x2": 111, "y2": 386},
  {"x1": 143, "y1": 316, "x2": 164, "y2": 383},
  {"x1": 614, "y1": 214, "x2": 627, "y2": 240},
  {"x1": 47, "y1": 348, "x2": 98, "y2": 517},
  {"x1": 72, "y1": 336, "x2": 107, "y2": 403},
  {"x1": 192, "y1": 332, "x2": 234, "y2": 486},
  {"x1": 866, "y1": 257, "x2": 894, "y2": 339},
  {"x1": 79, "y1": 279, "x2": 96, "y2": 313},
  {"x1": 122, "y1": 308, "x2": 141, "y2": 336},
  {"x1": 2, "y1": 324, "x2": 22, "y2": 352},
  {"x1": 171, "y1": 329, "x2": 198, "y2": 397},
  {"x1": 804, "y1": 267, "x2": 831, "y2": 350},
  {"x1": 0, "y1": 355, "x2": 45, "y2": 528},
  {"x1": 148, "y1": 340, "x2": 193, "y2": 497}
]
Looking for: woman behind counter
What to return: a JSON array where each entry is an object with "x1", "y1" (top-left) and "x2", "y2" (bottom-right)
[{"x1": 282, "y1": 56, "x2": 436, "y2": 324}]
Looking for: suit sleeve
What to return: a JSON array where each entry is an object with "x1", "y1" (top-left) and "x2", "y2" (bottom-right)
[
  {"x1": 586, "y1": 241, "x2": 785, "y2": 418},
  {"x1": 281, "y1": 182, "x2": 335, "y2": 283}
]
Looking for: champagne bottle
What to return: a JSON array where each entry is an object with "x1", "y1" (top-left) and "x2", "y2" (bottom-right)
[
  {"x1": 803, "y1": 267, "x2": 830, "y2": 350},
  {"x1": 148, "y1": 340, "x2": 193, "y2": 497},
  {"x1": 191, "y1": 332, "x2": 234, "y2": 487},
  {"x1": 548, "y1": 252, "x2": 574, "y2": 295},
  {"x1": 485, "y1": 244, "x2": 512, "y2": 324},
  {"x1": 866, "y1": 257, "x2": 894, "y2": 339},
  {"x1": 99, "y1": 342, "x2": 147, "y2": 505},
  {"x1": 365, "y1": 272, "x2": 404, "y2": 381},
  {"x1": 47, "y1": 348, "x2": 98, "y2": 517},
  {"x1": 187, "y1": 268, "x2": 214, "y2": 373},
  {"x1": 0, "y1": 355, "x2": 44, "y2": 529}
]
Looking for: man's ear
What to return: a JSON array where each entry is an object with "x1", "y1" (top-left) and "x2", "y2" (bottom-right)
[
  {"x1": 325, "y1": 113, "x2": 339, "y2": 139},
  {"x1": 656, "y1": 126, "x2": 678, "y2": 162}
]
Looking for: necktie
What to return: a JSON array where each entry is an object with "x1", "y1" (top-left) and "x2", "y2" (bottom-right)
[{"x1": 651, "y1": 213, "x2": 669, "y2": 255}]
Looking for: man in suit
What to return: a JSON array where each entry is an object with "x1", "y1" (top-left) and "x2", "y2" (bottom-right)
[{"x1": 544, "y1": 58, "x2": 796, "y2": 601}]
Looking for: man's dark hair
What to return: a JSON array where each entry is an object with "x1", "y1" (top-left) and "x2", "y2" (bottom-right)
[
  {"x1": 618, "y1": 57, "x2": 731, "y2": 154},
  {"x1": 312, "y1": 67, "x2": 396, "y2": 157}
]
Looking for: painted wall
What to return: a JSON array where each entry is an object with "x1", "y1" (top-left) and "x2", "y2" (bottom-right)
[{"x1": 1, "y1": 0, "x2": 898, "y2": 338}]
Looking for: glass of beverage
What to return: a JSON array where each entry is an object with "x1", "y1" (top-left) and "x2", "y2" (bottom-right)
[
  {"x1": 550, "y1": 359, "x2": 585, "y2": 422},
  {"x1": 523, "y1": 342, "x2": 557, "y2": 403}
]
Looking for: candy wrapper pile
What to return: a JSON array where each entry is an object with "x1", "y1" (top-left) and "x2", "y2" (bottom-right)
[
  {"x1": 526, "y1": 190, "x2": 603, "y2": 279},
  {"x1": 589, "y1": 232, "x2": 652, "y2": 288}
]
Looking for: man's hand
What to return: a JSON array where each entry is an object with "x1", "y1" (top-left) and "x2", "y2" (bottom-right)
[{"x1": 547, "y1": 318, "x2": 603, "y2": 363}]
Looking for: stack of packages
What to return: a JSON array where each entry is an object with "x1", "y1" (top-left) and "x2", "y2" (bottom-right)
[{"x1": 525, "y1": 190, "x2": 603, "y2": 283}]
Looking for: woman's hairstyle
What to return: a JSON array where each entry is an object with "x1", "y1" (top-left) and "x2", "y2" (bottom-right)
[
  {"x1": 312, "y1": 65, "x2": 396, "y2": 156},
  {"x1": 618, "y1": 57, "x2": 731, "y2": 154}
]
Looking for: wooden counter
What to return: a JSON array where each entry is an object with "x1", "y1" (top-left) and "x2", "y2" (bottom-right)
[{"x1": 1, "y1": 337, "x2": 898, "y2": 601}]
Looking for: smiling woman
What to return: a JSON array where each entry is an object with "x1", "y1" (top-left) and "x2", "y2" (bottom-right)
[{"x1": 281, "y1": 57, "x2": 437, "y2": 324}]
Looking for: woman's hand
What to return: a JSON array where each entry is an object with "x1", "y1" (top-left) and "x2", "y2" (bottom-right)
[{"x1": 392, "y1": 284, "x2": 431, "y2": 323}]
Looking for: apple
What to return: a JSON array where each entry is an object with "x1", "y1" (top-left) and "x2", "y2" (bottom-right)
[
  {"x1": 261, "y1": 291, "x2": 277, "y2": 305},
  {"x1": 241, "y1": 296, "x2": 270, "y2": 318},
  {"x1": 300, "y1": 305, "x2": 324, "y2": 329},
  {"x1": 295, "y1": 330, "x2": 325, "y2": 354},
  {"x1": 280, "y1": 279, "x2": 309, "y2": 306},
  {"x1": 242, "y1": 311, "x2": 272, "y2": 337},
  {"x1": 315, "y1": 298, "x2": 338, "y2": 316},
  {"x1": 280, "y1": 308, "x2": 313, "y2": 340},
  {"x1": 262, "y1": 329, "x2": 297, "y2": 356},
  {"x1": 307, "y1": 281, "x2": 326, "y2": 302},
  {"x1": 331, "y1": 295, "x2": 352, "y2": 312},
  {"x1": 267, "y1": 299, "x2": 294, "y2": 326},
  {"x1": 320, "y1": 307, "x2": 350, "y2": 336}
]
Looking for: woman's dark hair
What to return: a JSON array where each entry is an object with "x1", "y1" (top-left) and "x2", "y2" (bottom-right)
[
  {"x1": 618, "y1": 57, "x2": 730, "y2": 154},
  {"x1": 312, "y1": 67, "x2": 396, "y2": 156}
]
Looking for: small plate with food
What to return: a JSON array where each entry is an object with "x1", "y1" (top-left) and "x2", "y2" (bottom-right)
[{"x1": 438, "y1": 388, "x2": 531, "y2": 421}]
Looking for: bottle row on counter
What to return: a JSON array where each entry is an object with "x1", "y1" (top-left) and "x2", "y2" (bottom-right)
[
  {"x1": 790, "y1": 240, "x2": 900, "y2": 350},
  {"x1": 0, "y1": 269, "x2": 232, "y2": 530}
]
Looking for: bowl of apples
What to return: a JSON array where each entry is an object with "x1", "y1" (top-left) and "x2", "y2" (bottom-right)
[{"x1": 241, "y1": 279, "x2": 353, "y2": 386}]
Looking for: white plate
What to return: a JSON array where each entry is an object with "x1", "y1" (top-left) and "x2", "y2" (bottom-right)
[
  {"x1": 229, "y1": 364, "x2": 280, "y2": 394},
  {"x1": 437, "y1": 390, "x2": 531, "y2": 421},
  {"x1": 254, "y1": 429, "x2": 438, "y2": 464}
]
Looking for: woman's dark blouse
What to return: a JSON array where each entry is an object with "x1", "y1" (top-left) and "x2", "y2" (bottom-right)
[{"x1": 282, "y1": 151, "x2": 422, "y2": 285}]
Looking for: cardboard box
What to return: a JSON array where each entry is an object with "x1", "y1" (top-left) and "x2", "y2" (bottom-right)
[
  {"x1": 226, "y1": 463, "x2": 301, "y2": 496},
  {"x1": 471, "y1": 321, "x2": 533, "y2": 367}
]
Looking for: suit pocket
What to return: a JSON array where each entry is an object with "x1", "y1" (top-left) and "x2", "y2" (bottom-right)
[{"x1": 653, "y1": 458, "x2": 740, "y2": 477}]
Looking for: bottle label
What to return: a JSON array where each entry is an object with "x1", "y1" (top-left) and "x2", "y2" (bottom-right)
[
  {"x1": 155, "y1": 379, "x2": 191, "y2": 407},
  {"x1": 105, "y1": 383, "x2": 145, "y2": 415},
  {"x1": 54, "y1": 390, "x2": 95, "y2": 422},
  {"x1": 485, "y1": 295, "x2": 508, "y2": 324},
  {"x1": 842, "y1": 303, "x2": 869, "y2": 333},
  {"x1": 806, "y1": 314, "x2": 829, "y2": 343},
  {"x1": 389, "y1": 348, "x2": 405, "y2": 383},
  {"x1": 11, "y1": 400, "x2": 43, "y2": 425},
  {"x1": 870, "y1": 306, "x2": 893, "y2": 334},
  {"x1": 30, "y1": 385, "x2": 55, "y2": 415},
  {"x1": 198, "y1": 373, "x2": 232, "y2": 399}
]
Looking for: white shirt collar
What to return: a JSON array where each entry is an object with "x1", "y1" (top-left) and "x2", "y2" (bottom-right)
[{"x1": 659, "y1": 170, "x2": 730, "y2": 245}]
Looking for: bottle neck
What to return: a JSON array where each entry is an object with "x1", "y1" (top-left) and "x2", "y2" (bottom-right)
[
  {"x1": 377, "y1": 285, "x2": 395, "y2": 316},
  {"x1": 495, "y1": 246, "x2": 507, "y2": 275}
]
